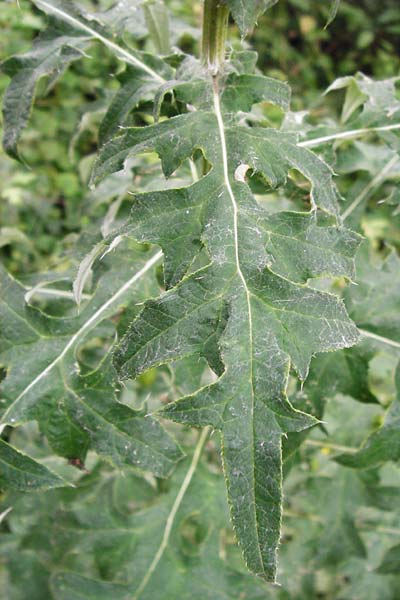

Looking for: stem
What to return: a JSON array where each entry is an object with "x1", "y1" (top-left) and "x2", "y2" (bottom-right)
[
  {"x1": 298, "y1": 123, "x2": 400, "y2": 148},
  {"x1": 341, "y1": 155, "x2": 399, "y2": 220},
  {"x1": 304, "y1": 439, "x2": 358, "y2": 454},
  {"x1": 33, "y1": 0, "x2": 165, "y2": 82},
  {"x1": 358, "y1": 328, "x2": 400, "y2": 350},
  {"x1": 132, "y1": 427, "x2": 211, "y2": 599},
  {"x1": 201, "y1": 0, "x2": 229, "y2": 74}
]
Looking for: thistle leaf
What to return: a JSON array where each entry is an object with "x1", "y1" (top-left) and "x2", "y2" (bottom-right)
[
  {"x1": 1, "y1": 17, "x2": 91, "y2": 160},
  {"x1": 1, "y1": 0, "x2": 168, "y2": 160},
  {"x1": 336, "y1": 363, "x2": 400, "y2": 468},
  {"x1": 94, "y1": 66, "x2": 361, "y2": 581},
  {"x1": 226, "y1": 0, "x2": 279, "y2": 36},
  {"x1": 0, "y1": 249, "x2": 182, "y2": 477},
  {"x1": 0, "y1": 439, "x2": 68, "y2": 491}
]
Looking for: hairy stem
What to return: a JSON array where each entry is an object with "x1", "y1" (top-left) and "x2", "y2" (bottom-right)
[{"x1": 201, "y1": 0, "x2": 229, "y2": 74}]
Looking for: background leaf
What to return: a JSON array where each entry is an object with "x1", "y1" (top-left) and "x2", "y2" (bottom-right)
[{"x1": 0, "y1": 438, "x2": 68, "y2": 491}]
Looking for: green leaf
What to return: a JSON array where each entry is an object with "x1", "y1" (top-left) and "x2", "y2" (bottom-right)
[
  {"x1": 117, "y1": 185, "x2": 205, "y2": 289},
  {"x1": 325, "y1": 0, "x2": 341, "y2": 28},
  {"x1": 376, "y1": 543, "x2": 400, "y2": 575},
  {"x1": 226, "y1": 0, "x2": 279, "y2": 36},
  {"x1": 336, "y1": 363, "x2": 400, "y2": 469},
  {"x1": 99, "y1": 56, "x2": 172, "y2": 144},
  {"x1": 93, "y1": 0, "x2": 146, "y2": 38},
  {"x1": 0, "y1": 438, "x2": 67, "y2": 491},
  {"x1": 93, "y1": 114, "x2": 343, "y2": 216},
  {"x1": 225, "y1": 0, "x2": 341, "y2": 38},
  {"x1": 30, "y1": 0, "x2": 167, "y2": 79},
  {"x1": 1, "y1": 17, "x2": 91, "y2": 159},
  {"x1": 326, "y1": 72, "x2": 400, "y2": 125},
  {"x1": 94, "y1": 67, "x2": 361, "y2": 581},
  {"x1": 2, "y1": 0, "x2": 400, "y2": 594},
  {"x1": 221, "y1": 73, "x2": 291, "y2": 112},
  {"x1": 0, "y1": 248, "x2": 183, "y2": 477},
  {"x1": 1, "y1": 0, "x2": 169, "y2": 160},
  {"x1": 143, "y1": 0, "x2": 171, "y2": 55},
  {"x1": 262, "y1": 212, "x2": 361, "y2": 282}
]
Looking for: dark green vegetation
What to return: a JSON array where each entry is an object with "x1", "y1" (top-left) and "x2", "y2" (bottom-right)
[{"x1": 1, "y1": 0, "x2": 400, "y2": 597}]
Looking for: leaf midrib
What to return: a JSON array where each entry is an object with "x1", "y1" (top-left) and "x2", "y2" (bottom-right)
[
  {"x1": 33, "y1": 0, "x2": 165, "y2": 82},
  {"x1": 2, "y1": 251, "x2": 163, "y2": 423},
  {"x1": 212, "y1": 78, "x2": 265, "y2": 577}
]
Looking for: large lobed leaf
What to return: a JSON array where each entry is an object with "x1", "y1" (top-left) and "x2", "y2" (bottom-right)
[{"x1": 93, "y1": 56, "x2": 361, "y2": 581}]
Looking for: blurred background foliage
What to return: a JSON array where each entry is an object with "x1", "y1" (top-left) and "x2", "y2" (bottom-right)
[{"x1": 254, "y1": 0, "x2": 400, "y2": 104}]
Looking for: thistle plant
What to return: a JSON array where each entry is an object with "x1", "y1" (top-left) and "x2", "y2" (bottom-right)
[{"x1": 1, "y1": 1, "x2": 400, "y2": 596}]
